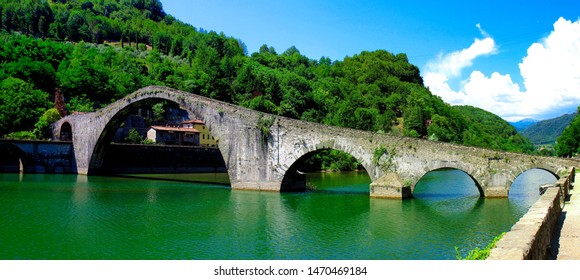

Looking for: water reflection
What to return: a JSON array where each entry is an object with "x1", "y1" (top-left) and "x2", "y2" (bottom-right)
[
  {"x1": 509, "y1": 169, "x2": 557, "y2": 212},
  {"x1": 0, "y1": 169, "x2": 558, "y2": 260}
]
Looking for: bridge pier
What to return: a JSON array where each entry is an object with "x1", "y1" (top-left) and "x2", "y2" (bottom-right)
[
  {"x1": 369, "y1": 172, "x2": 412, "y2": 199},
  {"x1": 482, "y1": 172, "x2": 512, "y2": 197},
  {"x1": 230, "y1": 181, "x2": 284, "y2": 192}
]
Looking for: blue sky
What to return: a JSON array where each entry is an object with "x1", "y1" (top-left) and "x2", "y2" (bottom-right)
[{"x1": 161, "y1": 0, "x2": 580, "y2": 121}]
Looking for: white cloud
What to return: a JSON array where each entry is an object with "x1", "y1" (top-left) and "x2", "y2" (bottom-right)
[
  {"x1": 426, "y1": 35, "x2": 496, "y2": 78},
  {"x1": 424, "y1": 17, "x2": 580, "y2": 121}
]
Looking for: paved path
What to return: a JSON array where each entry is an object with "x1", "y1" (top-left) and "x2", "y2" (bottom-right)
[{"x1": 556, "y1": 179, "x2": 580, "y2": 260}]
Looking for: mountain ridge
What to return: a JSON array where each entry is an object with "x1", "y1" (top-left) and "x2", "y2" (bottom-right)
[{"x1": 520, "y1": 113, "x2": 577, "y2": 145}]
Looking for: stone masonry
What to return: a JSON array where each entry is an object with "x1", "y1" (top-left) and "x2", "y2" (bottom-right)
[{"x1": 51, "y1": 86, "x2": 580, "y2": 198}]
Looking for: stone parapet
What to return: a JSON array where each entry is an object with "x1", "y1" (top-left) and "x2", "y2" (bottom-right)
[
  {"x1": 487, "y1": 173, "x2": 572, "y2": 260},
  {"x1": 488, "y1": 187, "x2": 562, "y2": 259}
]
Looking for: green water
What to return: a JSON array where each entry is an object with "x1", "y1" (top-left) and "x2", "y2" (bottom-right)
[{"x1": 0, "y1": 169, "x2": 555, "y2": 260}]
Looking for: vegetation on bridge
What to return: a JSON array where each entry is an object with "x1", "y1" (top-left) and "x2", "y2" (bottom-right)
[{"x1": 1, "y1": 0, "x2": 536, "y2": 168}]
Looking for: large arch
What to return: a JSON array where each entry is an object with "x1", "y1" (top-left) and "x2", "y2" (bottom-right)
[{"x1": 87, "y1": 97, "x2": 228, "y2": 177}]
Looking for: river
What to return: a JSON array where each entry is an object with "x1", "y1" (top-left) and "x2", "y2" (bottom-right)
[{"x1": 0, "y1": 169, "x2": 555, "y2": 260}]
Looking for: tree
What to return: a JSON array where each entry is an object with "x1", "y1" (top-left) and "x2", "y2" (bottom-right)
[
  {"x1": 125, "y1": 128, "x2": 143, "y2": 144},
  {"x1": 0, "y1": 77, "x2": 50, "y2": 135},
  {"x1": 403, "y1": 106, "x2": 424, "y2": 137},
  {"x1": 66, "y1": 10, "x2": 91, "y2": 42},
  {"x1": 34, "y1": 108, "x2": 62, "y2": 139},
  {"x1": 152, "y1": 102, "x2": 165, "y2": 121},
  {"x1": 555, "y1": 107, "x2": 580, "y2": 157}
]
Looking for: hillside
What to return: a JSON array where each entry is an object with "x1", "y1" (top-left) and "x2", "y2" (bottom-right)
[
  {"x1": 555, "y1": 108, "x2": 580, "y2": 157},
  {"x1": 453, "y1": 106, "x2": 535, "y2": 153},
  {"x1": 0, "y1": 0, "x2": 536, "y2": 156},
  {"x1": 522, "y1": 113, "x2": 577, "y2": 145}
]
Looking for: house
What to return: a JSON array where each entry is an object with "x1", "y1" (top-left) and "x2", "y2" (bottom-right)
[
  {"x1": 180, "y1": 120, "x2": 218, "y2": 147},
  {"x1": 146, "y1": 119, "x2": 218, "y2": 147},
  {"x1": 147, "y1": 125, "x2": 200, "y2": 146}
]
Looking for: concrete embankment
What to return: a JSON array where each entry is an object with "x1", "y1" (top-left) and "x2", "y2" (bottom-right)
[{"x1": 487, "y1": 168, "x2": 575, "y2": 260}]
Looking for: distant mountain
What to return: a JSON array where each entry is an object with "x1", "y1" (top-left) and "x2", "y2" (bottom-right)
[
  {"x1": 510, "y1": 118, "x2": 538, "y2": 131},
  {"x1": 520, "y1": 113, "x2": 577, "y2": 145}
]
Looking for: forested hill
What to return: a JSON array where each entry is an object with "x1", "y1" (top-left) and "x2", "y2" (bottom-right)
[
  {"x1": 0, "y1": 0, "x2": 535, "y2": 154},
  {"x1": 521, "y1": 113, "x2": 576, "y2": 145},
  {"x1": 453, "y1": 106, "x2": 534, "y2": 153}
]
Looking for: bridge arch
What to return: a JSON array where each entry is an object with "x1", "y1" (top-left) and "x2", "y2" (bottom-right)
[
  {"x1": 81, "y1": 89, "x2": 231, "y2": 178},
  {"x1": 412, "y1": 167, "x2": 485, "y2": 197},
  {"x1": 0, "y1": 142, "x2": 26, "y2": 173},
  {"x1": 279, "y1": 144, "x2": 372, "y2": 192},
  {"x1": 508, "y1": 167, "x2": 559, "y2": 196},
  {"x1": 59, "y1": 122, "x2": 73, "y2": 141}
]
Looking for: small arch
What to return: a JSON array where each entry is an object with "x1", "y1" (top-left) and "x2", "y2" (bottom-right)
[
  {"x1": 59, "y1": 122, "x2": 72, "y2": 141},
  {"x1": 509, "y1": 168, "x2": 558, "y2": 198},
  {"x1": 0, "y1": 143, "x2": 27, "y2": 173},
  {"x1": 280, "y1": 148, "x2": 370, "y2": 193},
  {"x1": 413, "y1": 167, "x2": 484, "y2": 198}
]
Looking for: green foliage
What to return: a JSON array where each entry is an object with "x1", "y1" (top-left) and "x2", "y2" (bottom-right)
[
  {"x1": 5, "y1": 131, "x2": 37, "y2": 140},
  {"x1": 455, "y1": 232, "x2": 505, "y2": 260},
  {"x1": 68, "y1": 95, "x2": 95, "y2": 112},
  {"x1": 0, "y1": 77, "x2": 51, "y2": 136},
  {"x1": 373, "y1": 145, "x2": 395, "y2": 172},
  {"x1": 152, "y1": 102, "x2": 165, "y2": 121},
  {"x1": 34, "y1": 108, "x2": 61, "y2": 139},
  {"x1": 455, "y1": 106, "x2": 535, "y2": 154},
  {"x1": 300, "y1": 150, "x2": 361, "y2": 172},
  {"x1": 372, "y1": 145, "x2": 389, "y2": 166},
  {"x1": 125, "y1": 128, "x2": 143, "y2": 144},
  {"x1": 555, "y1": 108, "x2": 580, "y2": 157},
  {"x1": 0, "y1": 1, "x2": 538, "y2": 169},
  {"x1": 257, "y1": 113, "x2": 274, "y2": 144}
]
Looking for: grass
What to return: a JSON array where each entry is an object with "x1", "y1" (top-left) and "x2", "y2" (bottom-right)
[{"x1": 455, "y1": 232, "x2": 505, "y2": 260}]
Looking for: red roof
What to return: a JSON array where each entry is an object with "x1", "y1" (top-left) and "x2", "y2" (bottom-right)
[
  {"x1": 181, "y1": 119, "x2": 205, "y2": 125},
  {"x1": 150, "y1": 126, "x2": 199, "y2": 133}
]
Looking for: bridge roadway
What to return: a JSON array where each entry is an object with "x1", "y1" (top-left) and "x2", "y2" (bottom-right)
[
  {"x1": 50, "y1": 86, "x2": 580, "y2": 198},
  {"x1": 556, "y1": 178, "x2": 580, "y2": 259}
]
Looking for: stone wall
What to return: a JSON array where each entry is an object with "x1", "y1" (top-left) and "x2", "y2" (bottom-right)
[
  {"x1": 487, "y1": 168, "x2": 574, "y2": 260},
  {"x1": 0, "y1": 140, "x2": 76, "y2": 173},
  {"x1": 101, "y1": 143, "x2": 226, "y2": 174}
]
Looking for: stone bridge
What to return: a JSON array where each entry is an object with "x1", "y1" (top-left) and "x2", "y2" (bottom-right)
[{"x1": 51, "y1": 86, "x2": 579, "y2": 198}]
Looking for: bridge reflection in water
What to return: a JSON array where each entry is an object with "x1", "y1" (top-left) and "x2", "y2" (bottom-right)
[{"x1": 0, "y1": 168, "x2": 556, "y2": 259}]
